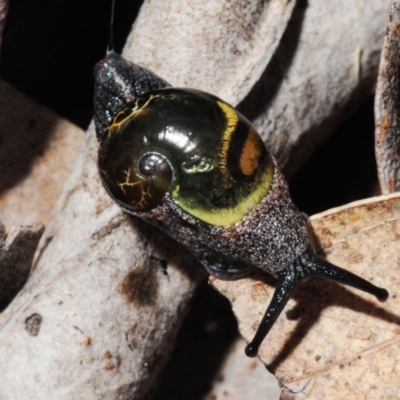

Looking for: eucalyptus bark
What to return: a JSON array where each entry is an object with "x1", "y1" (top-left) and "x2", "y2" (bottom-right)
[
  {"x1": 130, "y1": 0, "x2": 391, "y2": 174},
  {"x1": 375, "y1": 0, "x2": 400, "y2": 193}
]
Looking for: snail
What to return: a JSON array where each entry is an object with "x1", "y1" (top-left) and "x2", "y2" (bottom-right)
[{"x1": 93, "y1": 51, "x2": 389, "y2": 359}]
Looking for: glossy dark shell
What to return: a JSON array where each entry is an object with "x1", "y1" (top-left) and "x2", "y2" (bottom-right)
[{"x1": 98, "y1": 88, "x2": 274, "y2": 226}]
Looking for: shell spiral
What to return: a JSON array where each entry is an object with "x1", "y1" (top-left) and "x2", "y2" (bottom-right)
[{"x1": 98, "y1": 88, "x2": 274, "y2": 226}]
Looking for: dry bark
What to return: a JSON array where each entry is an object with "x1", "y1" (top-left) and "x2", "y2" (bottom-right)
[
  {"x1": 0, "y1": 80, "x2": 84, "y2": 228},
  {"x1": 0, "y1": 122, "x2": 205, "y2": 399},
  {"x1": 0, "y1": 79, "x2": 83, "y2": 310},
  {"x1": 129, "y1": 0, "x2": 391, "y2": 174},
  {"x1": 0, "y1": 9, "x2": 60, "y2": 316},
  {"x1": 375, "y1": 0, "x2": 400, "y2": 193}
]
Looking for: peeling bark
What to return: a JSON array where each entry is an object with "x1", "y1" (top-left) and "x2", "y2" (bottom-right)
[
  {"x1": 0, "y1": 80, "x2": 83, "y2": 308},
  {"x1": 0, "y1": 221, "x2": 43, "y2": 310},
  {"x1": 375, "y1": 0, "x2": 400, "y2": 193}
]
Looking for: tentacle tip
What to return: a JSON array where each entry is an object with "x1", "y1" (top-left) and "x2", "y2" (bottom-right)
[
  {"x1": 244, "y1": 342, "x2": 259, "y2": 358},
  {"x1": 376, "y1": 287, "x2": 389, "y2": 302}
]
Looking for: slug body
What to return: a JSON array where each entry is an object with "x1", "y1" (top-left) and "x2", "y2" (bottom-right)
[{"x1": 94, "y1": 51, "x2": 389, "y2": 357}]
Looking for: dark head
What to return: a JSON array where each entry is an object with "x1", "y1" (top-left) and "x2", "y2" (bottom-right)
[{"x1": 93, "y1": 51, "x2": 170, "y2": 141}]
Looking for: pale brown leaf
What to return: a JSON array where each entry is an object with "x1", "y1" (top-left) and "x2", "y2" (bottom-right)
[{"x1": 212, "y1": 193, "x2": 400, "y2": 399}]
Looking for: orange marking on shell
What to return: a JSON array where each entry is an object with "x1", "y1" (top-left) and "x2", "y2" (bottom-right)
[{"x1": 239, "y1": 131, "x2": 261, "y2": 176}]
